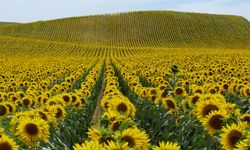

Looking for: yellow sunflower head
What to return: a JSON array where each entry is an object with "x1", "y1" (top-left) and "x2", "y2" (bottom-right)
[
  {"x1": 71, "y1": 93, "x2": 80, "y2": 105},
  {"x1": 108, "y1": 98, "x2": 136, "y2": 117},
  {"x1": 194, "y1": 99, "x2": 224, "y2": 121},
  {"x1": 73, "y1": 140, "x2": 104, "y2": 150},
  {"x1": 49, "y1": 105, "x2": 66, "y2": 120},
  {"x1": 174, "y1": 87, "x2": 187, "y2": 97},
  {"x1": 0, "y1": 134, "x2": 19, "y2": 150},
  {"x1": 104, "y1": 141, "x2": 129, "y2": 150},
  {"x1": 109, "y1": 118, "x2": 133, "y2": 132},
  {"x1": 87, "y1": 127, "x2": 114, "y2": 144},
  {"x1": 189, "y1": 93, "x2": 202, "y2": 105},
  {"x1": 116, "y1": 127, "x2": 150, "y2": 149},
  {"x1": 201, "y1": 110, "x2": 229, "y2": 135},
  {"x1": 162, "y1": 96, "x2": 178, "y2": 111},
  {"x1": 21, "y1": 96, "x2": 34, "y2": 108},
  {"x1": 16, "y1": 117, "x2": 50, "y2": 146},
  {"x1": 220, "y1": 122, "x2": 248, "y2": 150},
  {"x1": 36, "y1": 108, "x2": 56, "y2": 125},
  {"x1": 234, "y1": 139, "x2": 250, "y2": 150},
  {"x1": 240, "y1": 114, "x2": 250, "y2": 124},
  {"x1": 60, "y1": 93, "x2": 72, "y2": 105},
  {"x1": 153, "y1": 141, "x2": 181, "y2": 150},
  {"x1": 4, "y1": 102, "x2": 16, "y2": 114},
  {"x1": 181, "y1": 99, "x2": 190, "y2": 113},
  {"x1": 0, "y1": 104, "x2": 9, "y2": 118}
]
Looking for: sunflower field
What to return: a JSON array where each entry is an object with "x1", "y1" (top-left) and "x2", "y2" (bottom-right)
[
  {"x1": 0, "y1": 11, "x2": 249, "y2": 150},
  {"x1": 0, "y1": 47, "x2": 249, "y2": 150}
]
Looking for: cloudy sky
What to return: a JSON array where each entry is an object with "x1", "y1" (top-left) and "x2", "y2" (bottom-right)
[{"x1": 0, "y1": 0, "x2": 249, "y2": 23}]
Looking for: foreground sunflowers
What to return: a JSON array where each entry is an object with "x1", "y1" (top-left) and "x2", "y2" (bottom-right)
[{"x1": 0, "y1": 48, "x2": 248, "y2": 149}]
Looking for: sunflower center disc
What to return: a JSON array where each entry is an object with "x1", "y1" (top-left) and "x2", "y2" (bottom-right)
[
  {"x1": 209, "y1": 115, "x2": 223, "y2": 130},
  {"x1": 117, "y1": 103, "x2": 127, "y2": 112},
  {"x1": 166, "y1": 100, "x2": 175, "y2": 109},
  {"x1": 0, "y1": 142, "x2": 12, "y2": 150},
  {"x1": 203, "y1": 105, "x2": 219, "y2": 117},
  {"x1": 228, "y1": 130, "x2": 242, "y2": 148},
  {"x1": 0, "y1": 105, "x2": 7, "y2": 116},
  {"x1": 122, "y1": 135, "x2": 135, "y2": 147},
  {"x1": 25, "y1": 123, "x2": 39, "y2": 135}
]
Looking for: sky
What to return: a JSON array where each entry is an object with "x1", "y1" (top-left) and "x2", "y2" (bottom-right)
[{"x1": 0, "y1": 0, "x2": 249, "y2": 23}]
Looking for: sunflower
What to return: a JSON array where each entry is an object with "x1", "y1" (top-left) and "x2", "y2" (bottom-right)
[
  {"x1": 207, "y1": 87, "x2": 217, "y2": 94},
  {"x1": 158, "y1": 84, "x2": 167, "y2": 91},
  {"x1": 189, "y1": 93, "x2": 202, "y2": 105},
  {"x1": 0, "y1": 134, "x2": 19, "y2": 150},
  {"x1": 220, "y1": 122, "x2": 248, "y2": 150},
  {"x1": 234, "y1": 140, "x2": 250, "y2": 150},
  {"x1": 101, "y1": 98, "x2": 111, "y2": 111},
  {"x1": 9, "y1": 112, "x2": 26, "y2": 133},
  {"x1": 162, "y1": 96, "x2": 177, "y2": 111},
  {"x1": 4, "y1": 102, "x2": 16, "y2": 114},
  {"x1": 181, "y1": 100, "x2": 190, "y2": 113},
  {"x1": 24, "y1": 110, "x2": 41, "y2": 120},
  {"x1": 73, "y1": 98, "x2": 83, "y2": 108},
  {"x1": 202, "y1": 110, "x2": 229, "y2": 135},
  {"x1": 60, "y1": 93, "x2": 72, "y2": 105},
  {"x1": 37, "y1": 109, "x2": 56, "y2": 124},
  {"x1": 153, "y1": 141, "x2": 181, "y2": 150},
  {"x1": 150, "y1": 95, "x2": 158, "y2": 103},
  {"x1": 241, "y1": 114, "x2": 250, "y2": 124},
  {"x1": 9, "y1": 95, "x2": 19, "y2": 103},
  {"x1": 229, "y1": 83, "x2": 238, "y2": 93},
  {"x1": 109, "y1": 118, "x2": 133, "y2": 132},
  {"x1": 225, "y1": 103, "x2": 237, "y2": 113},
  {"x1": 104, "y1": 141, "x2": 129, "y2": 150},
  {"x1": 0, "y1": 92, "x2": 6, "y2": 100},
  {"x1": 87, "y1": 127, "x2": 114, "y2": 144},
  {"x1": 242, "y1": 87, "x2": 250, "y2": 97},
  {"x1": 192, "y1": 86, "x2": 204, "y2": 94},
  {"x1": 73, "y1": 140, "x2": 104, "y2": 150},
  {"x1": 48, "y1": 105, "x2": 66, "y2": 120},
  {"x1": 194, "y1": 99, "x2": 224, "y2": 121},
  {"x1": 0, "y1": 104, "x2": 9, "y2": 117},
  {"x1": 40, "y1": 96, "x2": 49, "y2": 106},
  {"x1": 45, "y1": 98, "x2": 57, "y2": 106},
  {"x1": 47, "y1": 95, "x2": 67, "y2": 107},
  {"x1": 71, "y1": 93, "x2": 80, "y2": 105},
  {"x1": 87, "y1": 127, "x2": 102, "y2": 142},
  {"x1": 160, "y1": 90, "x2": 168, "y2": 99},
  {"x1": 148, "y1": 89, "x2": 158, "y2": 96},
  {"x1": 110, "y1": 120, "x2": 123, "y2": 132},
  {"x1": 40, "y1": 107, "x2": 57, "y2": 125},
  {"x1": 16, "y1": 117, "x2": 50, "y2": 146},
  {"x1": 108, "y1": 98, "x2": 136, "y2": 117},
  {"x1": 174, "y1": 87, "x2": 187, "y2": 97},
  {"x1": 21, "y1": 97, "x2": 33, "y2": 107},
  {"x1": 116, "y1": 127, "x2": 150, "y2": 149},
  {"x1": 79, "y1": 97, "x2": 87, "y2": 106}
]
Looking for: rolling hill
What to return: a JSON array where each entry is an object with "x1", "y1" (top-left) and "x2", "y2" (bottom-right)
[{"x1": 0, "y1": 11, "x2": 249, "y2": 49}]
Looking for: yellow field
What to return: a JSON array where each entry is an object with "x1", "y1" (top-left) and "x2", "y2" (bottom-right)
[{"x1": 0, "y1": 11, "x2": 249, "y2": 150}]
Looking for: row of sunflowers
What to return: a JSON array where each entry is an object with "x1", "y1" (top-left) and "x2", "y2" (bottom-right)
[
  {"x1": 73, "y1": 60, "x2": 181, "y2": 149},
  {"x1": 0, "y1": 57, "x2": 104, "y2": 149}
]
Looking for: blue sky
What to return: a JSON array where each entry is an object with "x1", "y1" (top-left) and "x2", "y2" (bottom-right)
[{"x1": 0, "y1": 0, "x2": 249, "y2": 23}]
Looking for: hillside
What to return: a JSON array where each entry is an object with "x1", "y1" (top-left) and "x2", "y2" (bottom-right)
[{"x1": 0, "y1": 11, "x2": 249, "y2": 48}]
